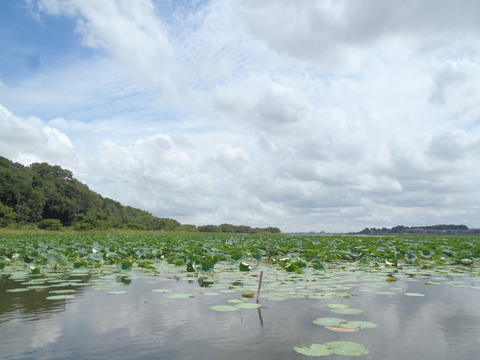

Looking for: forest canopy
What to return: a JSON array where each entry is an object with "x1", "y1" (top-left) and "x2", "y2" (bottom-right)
[{"x1": 0, "y1": 156, "x2": 280, "y2": 233}]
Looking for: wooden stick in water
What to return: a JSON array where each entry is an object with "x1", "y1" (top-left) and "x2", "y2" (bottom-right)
[{"x1": 256, "y1": 271, "x2": 264, "y2": 303}]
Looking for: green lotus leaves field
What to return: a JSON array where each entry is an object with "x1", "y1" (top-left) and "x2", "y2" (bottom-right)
[{"x1": 1, "y1": 232, "x2": 479, "y2": 277}]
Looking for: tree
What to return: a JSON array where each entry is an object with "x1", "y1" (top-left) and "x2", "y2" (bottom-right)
[
  {"x1": 0, "y1": 203, "x2": 17, "y2": 227},
  {"x1": 265, "y1": 226, "x2": 281, "y2": 233},
  {"x1": 37, "y1": 219, "x2": 63, "y2": 230},
  {"x1": 198, "y1": 225, "x2": 221, "y2": 232}
]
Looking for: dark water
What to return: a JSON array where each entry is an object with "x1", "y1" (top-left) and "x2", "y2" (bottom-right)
[{"x1": 1, "y1": 270, "x2": 479, "y2": 360}]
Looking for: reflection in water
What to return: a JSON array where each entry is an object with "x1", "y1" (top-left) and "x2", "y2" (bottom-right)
[{"x1": 0, "y1": 271, "x2": 479, "y2": 360}]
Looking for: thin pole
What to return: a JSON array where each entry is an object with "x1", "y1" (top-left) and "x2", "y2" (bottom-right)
[{"x1": 256, "y1": 271, "x2": 264, "y2": 304}]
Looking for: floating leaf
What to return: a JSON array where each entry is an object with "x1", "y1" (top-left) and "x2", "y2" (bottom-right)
[
  {"x1": 325, "y1": 326, "x2": 359, "y2": 333},
  {"x1": 227, "y1": 298, "x2": 245, "y2": 303},
  {"x1": 342, "y1": 321, "x2": 378, "y2": 329},
  {"x1": 326, "y1": 303, "x2": 349, "y2": 309},
  {"x1": 235, "y1": 303, "x2": 261, "y2": 309},
  {"x1": 209, "y1": 305, "x2": 240, "y2": 312},
  {"x1": 107, "y1": 291, "x2": 127, "y2": 295},
  {"x1": 50, "y1": 289, "x2": 76, "y2": 294},
  {"x1": 241, "y1": 292, "x2": 255, "y2": 298},
  {"x1": 152, "y1": 289, "x2": 171, "y2": 293},
  {"x1": 27, "y1": 285, "x2": 50, "y2": 290},
  {"x1": 294, "y1": 344, "x2": 334, "y2": 357},
  {"x1": 323, "y1": 341, "x2": 370, "y2": 356},
  {"x1": 404, "y1": 292, "x2": 425, "y2": 297},
  {"x1": 313, "y1": 317, "x2": 347, "y2": 326},
  {"x1": 46, "y1": 295, "x2": 76, "y2": 300},
  {"x1": 6, "y1": 288, "x2": 31, "y2": 293}
]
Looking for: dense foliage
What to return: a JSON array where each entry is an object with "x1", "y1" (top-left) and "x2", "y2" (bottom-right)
[
  {"x1": 0, "y1": 156, "x2": 181, "y2": 230},
  {"x1": 0, "y1": 232, "x2": 479, "y2": 275},
  {"x1": 359, "y1": 224, "x2": 477, "y2": 234},
  {"x1": 0, "y1": 156, "x2": 281, "y2": 233}
]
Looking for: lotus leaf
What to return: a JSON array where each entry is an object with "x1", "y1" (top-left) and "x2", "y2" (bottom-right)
[
  {"x1": 294, "y1": 344, "x2": 334, "y2": 356},
  {"x1": 235, "y1": 303, "x2": 261, "y2": 309},
  {"x1": 323, "y1": 341, "x2": 370, "y2": 356},
  {"x1": 46, "y1": 295, "x2": 76, "y2": 300},
  {"x1": 6, "y1": 288, "x2": 31, "y2": 293},
  {"x1": 342, "y1": 321, "x2": 378, "y2": 329},
  {"x1": 325, "y1": 326, "x2": 359, "y2": 332},
  {"x1": 326, "y1": 303, "x2": 349, "y2": 309},
  {"x1": 239, "y1": 262, "x2": 251, "y2": 271},
  {"x1": 313, "y1": 317, "x2": 347, "y2": 326}
]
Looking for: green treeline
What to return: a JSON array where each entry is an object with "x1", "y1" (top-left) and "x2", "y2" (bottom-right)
[
  {"x1": 0, "y1": 156, "x2": 180, "y2": 231},
  {"x1": 0, "y1": 156, "x2": 281, "y2": 233},
  {"x1": 197, "y1": 224, "x2": 281, "y2": 234}
]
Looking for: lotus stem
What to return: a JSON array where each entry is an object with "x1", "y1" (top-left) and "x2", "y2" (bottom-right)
[{"x1": 256, "y1": 271, "x2": 263, "y2": 303}]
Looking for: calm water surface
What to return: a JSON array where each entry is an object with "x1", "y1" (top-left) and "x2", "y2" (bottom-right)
[{"x1": 1, "y1": 268, "x2": 479, "y2": 360}]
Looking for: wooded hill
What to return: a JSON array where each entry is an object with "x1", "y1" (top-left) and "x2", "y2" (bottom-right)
[
  {"x1": 0, "y1": 156, "x2": 280, "y2": 233},
  {"x1": 0, "y1": 156, "x2": 182, "y2": 230}
]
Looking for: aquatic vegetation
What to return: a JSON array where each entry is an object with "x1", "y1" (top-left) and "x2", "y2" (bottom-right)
[
  {"x1": 1, "y1": 232, "x2": 478, "y2": 278},
  {"x1": 294, "y1": 341, "x2": 370, "y2": 356}
]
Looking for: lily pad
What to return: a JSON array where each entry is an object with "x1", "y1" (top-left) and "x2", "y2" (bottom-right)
[
  {"x1": 227, "y1": 298, "x2": 246, "y2": 303},
  {"x1": 323, "y1": 341, "x2": 370, "y2": 356},
  {"x1": 152, "y1": 289, "x2": 171, "y2": 293},
  {"x1": 209, "y1": 305, "x2": 240, "y2": 312},
  {"x1": 49, "y1": 289, "x2": 76, "y2": 294},
  {"x1": 313, "y1": 317, "x2": 347, "y2": 326},
  {"x1": 6, "y1": 288, "x2": 31, "y2": 293},
  {"x1": 294, "y1": 344, "x2": 334, "y2": 356},
  {"x1": 46, "y1": 295, "x2": 76, "y2": 300},
  {"x1": 107, "y1": 291, "x2": 127, "y2": 295},
  {"x1": 342, "y1": 321, "x2": 378, "y2": 329},
  {"x1": 235, "y1": 302, "x2": 262, "y2": 309},
  {"x1": 326, "y1": 303, "x2": 349, "y2": 309},
  {"x1": 27, "y1": 285, "x2": 50, "y2": 290},
  {"x1": 325, "y1": 326, "x2": 359, "y2": 333},
  {"x1": 404, "y1": 292, "x2": 425, "y2": 297}
]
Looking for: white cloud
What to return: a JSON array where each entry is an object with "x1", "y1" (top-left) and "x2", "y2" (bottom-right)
[
  {"x1": 1, "y1": 0, "x2": 480, "y2": 231},
  {"x1": 235, "y1": 0, "x2": 480, "y2": 71},
  {"x1": 35, "y1": 0, "x2": 174, "y2": 90},
  {"x1": 0, "y1": 105, "x2": 77, "y2": 165}
]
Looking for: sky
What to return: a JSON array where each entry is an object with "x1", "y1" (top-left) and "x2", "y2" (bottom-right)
[{"x1": 1, "y1": 0, "x2": 480, "y2": 233}]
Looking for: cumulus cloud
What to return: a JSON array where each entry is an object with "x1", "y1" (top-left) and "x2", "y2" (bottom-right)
[
  {"x1": 235, "y1": 0, "x2": 480, "y2": 70},
  {"x1": 0, "y1": 105, "x2": 77, "y2": 165},
  {"x1": 1, "y1": 0, "x2": 480, "y2": 231}
]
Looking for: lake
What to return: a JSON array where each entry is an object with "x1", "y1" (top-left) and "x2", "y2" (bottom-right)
[{"x1": 1, "y1": 263, "x2": 479, "y2": 359}]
